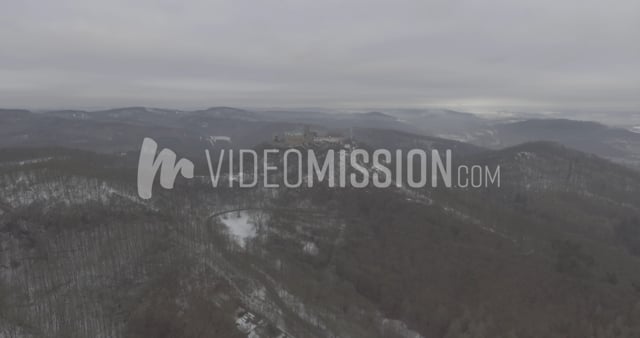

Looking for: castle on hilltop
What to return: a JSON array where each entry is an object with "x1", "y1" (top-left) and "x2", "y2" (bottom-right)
[{"x1": 273, "y1": 125, "x2": 348, "y2": 147}]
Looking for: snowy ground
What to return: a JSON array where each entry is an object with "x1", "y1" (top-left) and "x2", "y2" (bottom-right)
[{"x1": 219, "y1": 212, "x2": 256, "y2": 248}]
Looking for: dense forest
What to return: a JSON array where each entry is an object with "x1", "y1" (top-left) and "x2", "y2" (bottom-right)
[{"x1": 1, "y1": 139, "x2": 639, "y2": 337}]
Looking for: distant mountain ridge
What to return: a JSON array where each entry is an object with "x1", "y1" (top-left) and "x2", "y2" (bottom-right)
[{"x1": 2, "y1": 107, "x2": 640, "y2": 170}]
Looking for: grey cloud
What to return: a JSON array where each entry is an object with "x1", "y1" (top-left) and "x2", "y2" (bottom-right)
[{"x1": 1, "y1": 0, "x2": 639, "y2": 113}]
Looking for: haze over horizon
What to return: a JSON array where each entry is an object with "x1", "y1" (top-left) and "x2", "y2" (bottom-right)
[{"x1": 2, "y1": 0, "x2": 639, "y2": 115}]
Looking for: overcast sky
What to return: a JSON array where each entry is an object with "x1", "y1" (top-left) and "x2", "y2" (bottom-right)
[{"x1": 1, "y1": 0, "x2": 639, "y2": 114}]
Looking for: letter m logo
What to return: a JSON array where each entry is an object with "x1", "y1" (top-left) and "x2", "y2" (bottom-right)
[{"x1": 137, "y1": 137, "x2": 194, "y2": 199}]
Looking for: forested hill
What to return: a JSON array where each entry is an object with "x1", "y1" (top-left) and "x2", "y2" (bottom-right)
[{"x1": 1, "y1": 140, "x2": 639, "y2": 337}]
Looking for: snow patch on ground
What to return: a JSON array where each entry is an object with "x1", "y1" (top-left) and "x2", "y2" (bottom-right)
[
  {"x1": 276, "y1": 286, "x2": 327, "y2": 330},
  {"x1": 380, "y1": 318, "x2": 425, "y2": 338},
  {"x1": 302, "y1": 242, "x2": 319, "y2": 256},
  {"x1": 220, "y1": 212, "x2": 257, "y2": 248},
  {"x1": 516, "y1": 151, "x2": 536, "y2": 161},
  {"x1": 0, "y1": 173, "x2": 154, "y2": 212},
  {"x1": 0, "y1": 157, "x2": 54, "y2": 167}
]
